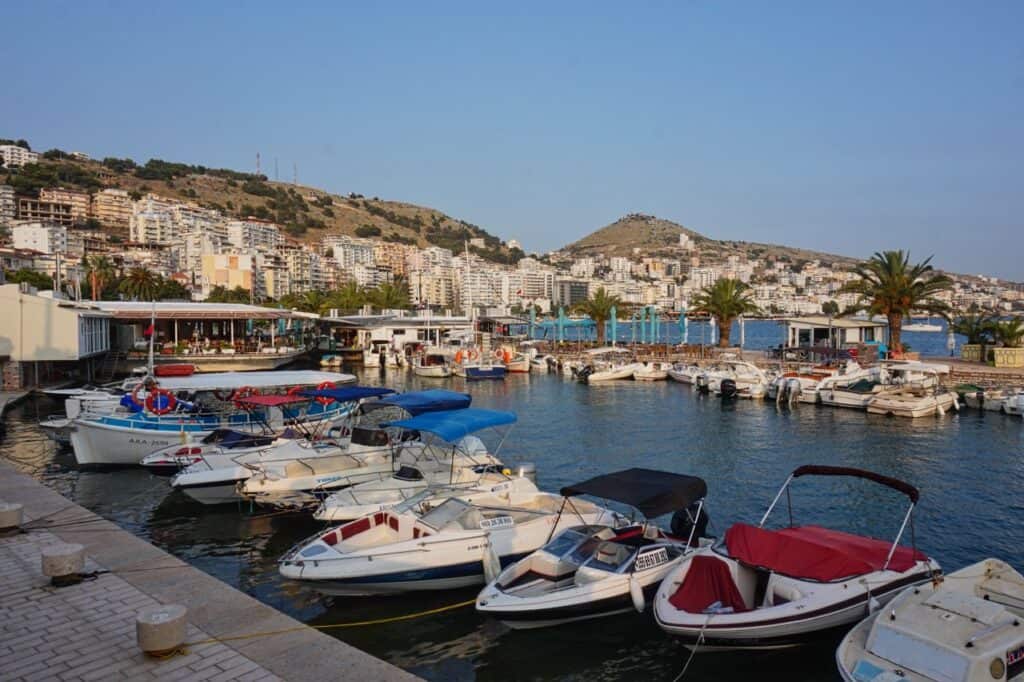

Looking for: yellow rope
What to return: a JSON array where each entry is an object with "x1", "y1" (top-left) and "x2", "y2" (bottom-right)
[{"x1": 182, "y1": 597, "x2": 477, "y2": 648}]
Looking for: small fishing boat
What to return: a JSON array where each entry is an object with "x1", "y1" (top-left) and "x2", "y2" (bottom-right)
[
  {"x1": 837, "y1": 558, "x2": 1024, "y2": 681},
  {"x1": 412, "y1": 352, "x2": 453, "y2": 378},
  {"x1": 452, "y1": 348, "x2": 506, "y2": 380},
  {"x1": 633, "y1": 361, "x2": 671, "y2": 381},
  {"x1": 667, "y1": 363, "x2": 701, "y2": 384},
  {"x1": 654, "y1": 465, "x2": 939, "y2": 650},
  {"x1": 476, "y1": 468, "x2": 711, "y2": 629},
  {"x1": 314, "y1": 408, "x2": 523, "y2": 522}
]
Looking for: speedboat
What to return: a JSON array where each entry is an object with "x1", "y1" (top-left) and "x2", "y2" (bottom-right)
[
  {"x1": 633, "y1": 362, "x2": 671, "y2": 381},
  {"x1": 963, "y1": 387, "x2": 1024, "y2": 413},
  {"x1": 140, "y1": 428, "x2": 282, "y2": 476},
  {"x1": 698, "y1": 357, "x2": 771, "y2": 399},
  {"x1": 279, "y1": 486, "x2": 624, "y2": 596},
  {"x1": 867, "y1": 384, "x2": 959, "y2": 418},
  {"x1": 837, "y1": 558, "x2": 1024, "y2": 681},
  {"x1": 314, "y1": 407, "x2": 519, "y2": 522},
  {"x1": 575, "y1": 348, "x2": 642, "y2": 383},
  {"x1": 476, "y1": 468, "x2": 711, "y2": 629},
  {"x1": 412, "y1": 352, "x2": 453, "y2": 378},
  {"x1": 667, "y1": 363, "x2": 701, "y2": 384},
  {"x1": 529, "y1": 354, "x2": 553, "y2": 373},
  {"x1": 239, "y1": 390, "x2": 473, "y2": 508},
  {"x1": 1006, "y1": 393, "x2": 1024, "y2": 417},
  {"x1": 654, "y1": 465, "x2": 940, "y2": 649},
  {"x1": 766, "y1": 363, "x2": 849, "y2": 406}
]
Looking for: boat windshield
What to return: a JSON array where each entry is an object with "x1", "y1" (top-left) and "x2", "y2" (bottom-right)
[
  {"x1": 419, "y1": 499, "x2": 477, "y2": 531},
  {"x1": 581, "y1": 541, "x2": 636, "y2": 573},
  {"x1": 541, "y1": 529, "x2": 589, "y2": 558}
]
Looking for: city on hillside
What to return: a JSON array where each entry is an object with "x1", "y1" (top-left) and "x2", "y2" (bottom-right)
[{"x1": 1, "y1": 140, "x2": 1021, "y2": 317}]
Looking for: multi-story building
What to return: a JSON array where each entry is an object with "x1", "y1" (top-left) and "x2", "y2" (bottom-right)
[
  {"x1": 227, "y1": 219, "x2": 281, "y2": 252},
  {"x1": 323, "y1": 235, "x2": 375, "y2": 268},
  {"x1": 12, "y1": 223, "x2": 68, "y2": 254},
  {"x1": 373, "y1": 241, "x2": 413, "y2": 278},
  {"x1": 0, "y1": 145, "x2": 39, "y2": 168},
  {"x1": 200, "y1": 252, "x2": 266, "y2": 300},
  {"x1": 688, "y1": 266, "x2": 719, "y2": 289},
  {"x1": 553, "y1": 279, "x2": 589, "y2": 307},
  {"x1": 39, "y1": 188, "x2": 90, "y2": 223},
  {"x1": 351, "y1": 263, "x2": 392, "y2": 288},
  {"x1": 90, "y1": 188, "x2": 132, "y2": 232},
  {"x1": 17, "y1": 197, "x2": 76, "y2": 227},
  {"x1": 0, "y1": 185, "x2": 15, "y2": 226},
  {"x1": 409, "y1": 269, "x2": 456, "y2": 308},
  {"x1": 129, "y1": 194, "x2": 178, "y2": 244}
]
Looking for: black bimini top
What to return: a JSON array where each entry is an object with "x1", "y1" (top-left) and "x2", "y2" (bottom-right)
[{"x1": 560, "y1": 468, "x2": 708, "y2": 518}]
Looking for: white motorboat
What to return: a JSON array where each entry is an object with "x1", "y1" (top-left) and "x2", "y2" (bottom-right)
[
  {"x1": 697, "y1": 357, "x2": 772, "y2": 399},
  {"x1": 654, "y1": 465, "x2": 939, "y2": 650},
  {"x1": 867, "y1": 384, "x2": 959, "y2": 418},
  {"x1": 901, "y1": 317, "x2": 944, "y2": 333},
  {"x1": 1006, "y1": 393, "x2": 1024, "y2": 417},
  {"x1": 963, "y1": 387, "x2": 1024, "y2": 413},
  {"x1": 575, "y1": 348, "x2": 642, "y2": 383},
  {"x1": 529, "y1": 354, "x2": 553, "y2": 373},
  {"x1": 633, "y1": 362, "x2": 671, "y2": 381},
  {"x1": 667, "y1": 363, "x2": 701, "y2": 384},
  {"x1": 141, "y1": 428, "x2": 283, "y2": 476},
  {"x1": 314, "y1": 407, "x2": 520, "y2": 522},
  {"x1": 837, "y1": 558, "x2": 1024, "y2": 682},
  {"x1": 476, "y1": 468, "x2": 711, "y2": 629},
  {"x1": 412, "y1": 352, "x2": 453, "y2": 378},
  {"x1": 239, "y1": 390, "x2": 474, "y2": 507},
  {"x1": 279, "y1": 486, "x2": 624, "y2": 596},
  {"x1": 766, "y1": 364, "x2": 847, "y2": 406}
]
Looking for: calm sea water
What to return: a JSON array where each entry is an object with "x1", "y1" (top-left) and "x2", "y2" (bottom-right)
[{"x1": 2, "y1": 352, "x2": 1021, "y2": 681}]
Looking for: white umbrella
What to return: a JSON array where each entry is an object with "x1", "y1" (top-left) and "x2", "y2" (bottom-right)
[
  {"x1": 739, "y1": 315, "x2": 746, "y2": 348},
  {"x1": 709, "y1": 316, "x2": 718, "y2": 345}
]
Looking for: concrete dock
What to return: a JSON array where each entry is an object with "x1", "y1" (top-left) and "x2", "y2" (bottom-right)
[{"x1": 0, "y1": 460, "x2": 418, "y2": 682}]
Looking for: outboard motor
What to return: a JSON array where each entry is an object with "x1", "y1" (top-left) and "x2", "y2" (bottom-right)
[
  {"x1": 975, "y1": 390, "x2": 985, "y2": 408},
  {"x1": 720, "y1": 378, "x2": 738, "y2": 400},
  {"x1": 576, "y1": 365, "x2": 594, "y2": 384},
  {"x1": 513, "y1": 462, "x2": 537, "y2": 484},
  {"x1": 785, "y1": 377, "x2": 802, "y2": 406},
  {"x1": 670, "y1": 502, "x2": 710, "y2": 545},
  {"x1": 695, "y1": 374, "x2": 710, "y2": 394}
]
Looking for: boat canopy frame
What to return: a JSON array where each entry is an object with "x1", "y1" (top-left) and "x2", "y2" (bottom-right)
[{"x1": 561, "y1": 468, "x2": 707, "y2": 519}]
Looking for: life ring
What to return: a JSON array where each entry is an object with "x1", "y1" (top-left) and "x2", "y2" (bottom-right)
[
  {"x1": 145, "y1": 388, "x2": 177, "y2": 415},
  {"x1": 130, "y1": 381, "x2": 148, "y2": 407},
  {"x1": 466, "y1": 348, "x2": 479, "y2": 361},
  {"x1": 455, "y1": 350, "x2": 464, "y2": 364},
  {"x1": 213, "y1": 389, "x2": 234, "y2": 402},
  {"x1": 231, "y1": 386, "x2": 259, "y2": 407},
  {"x1": 493, "y1": 348, "x2": 504, "y2": 361},
  {"x1": 287, "y1": 385, "x2": 304, "y2": 397},
  {"x1": 315, "y1": 381, "x2": 336, "y2": 405}
]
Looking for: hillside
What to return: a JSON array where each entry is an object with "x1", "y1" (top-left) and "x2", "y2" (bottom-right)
[
  {"x1": 564, "y1": 213, "x2": 859, "y2": 267},
  {"x1": 1, "y1": 153, "x2": 522, "y2": 263}
]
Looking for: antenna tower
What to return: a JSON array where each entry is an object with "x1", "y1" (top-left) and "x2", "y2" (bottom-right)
[{"x1": 256, "y1": 152, "x2": 261, "y2": 175}]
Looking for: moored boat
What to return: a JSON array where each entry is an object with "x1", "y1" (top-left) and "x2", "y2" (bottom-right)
[{"x1": 633, "y1": 361, "x2": 671, "y2": 381}]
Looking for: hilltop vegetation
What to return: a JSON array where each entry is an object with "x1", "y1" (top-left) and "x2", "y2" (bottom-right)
[{"x1": 1, "y1": 149, "x2": 520, "y2": 263}]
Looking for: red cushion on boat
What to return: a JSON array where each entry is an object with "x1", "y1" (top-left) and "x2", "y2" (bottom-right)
[
  {"x1": 724, "y1": 523, "x2": 926, "y2": 582},
  {"x1": 668, "y1": 555, "x2": 748, "y2": 614}
]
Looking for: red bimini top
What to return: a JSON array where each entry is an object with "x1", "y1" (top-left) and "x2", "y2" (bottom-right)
[{"x1": 724, "y1": 523, "x2": 928, "y2": 582}]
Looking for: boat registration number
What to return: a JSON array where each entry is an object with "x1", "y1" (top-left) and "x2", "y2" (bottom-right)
[
  {"x1": 479, "y1": 516, "x2": 513, "y2": 530},
  {"x1": 634, "y1": 548, "x2": 669, "y2": 571}
]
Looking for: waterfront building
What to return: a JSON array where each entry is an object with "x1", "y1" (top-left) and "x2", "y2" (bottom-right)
[
  {"x1": 39, "y1": 188, "x2": 90, "y2": 223},
  {"x1": 16, "y1": 197, "x2": 76, "y2": 227},
  {"x1": 0, "y1": 145, "x2": 39, "y2": 167},
  {"x1": 779, "y1": 316, "x2": 887, "y2": 352},
  {"x1": 0, "y1": 185, "x2": 17, "y2": 225},
  {"x1": 89, "y1": 188, "x2": 131, "y2": 233},
  {"x1": 0, "y1": 284, "x2": 111, "y2": 390},
  {"x1": 322, "y1": 312, "x2": 473, "y2": 350},
  {"x1": 12, "y1": 223, "x2": 68, "y2": 254}
]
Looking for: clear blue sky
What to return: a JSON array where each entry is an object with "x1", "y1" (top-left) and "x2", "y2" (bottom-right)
[{"x1": 3, "y1": 1, "x2": 1021, "y2": 279}]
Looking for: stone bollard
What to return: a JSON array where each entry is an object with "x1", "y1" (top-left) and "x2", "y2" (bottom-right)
[
  {"x1": 41, "y1": 542, "x2": 86, "y2": 586},
  {"x1": 136, "y1": 604, "x2": 188, "y2": 657},
  {"x1": 0, "y1": 501, "x2": 24, "y2": 532}
]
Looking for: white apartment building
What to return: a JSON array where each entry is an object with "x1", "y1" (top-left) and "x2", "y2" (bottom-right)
[
  {"x1": 409, "y1": 269, "x2": 456, "y2": 308},
  {"x1": 90, "y1": 188, "x2": 131, "y2": 231},
  {"x1": 688, "y1": 266, "x2": 719, "y2": 289},
  {"x1": 12, "y1": 223, "x2": 68, "y2": 254},
  {"x1": 39, "y1": 188, "x2": 90, "y2": 223},
  {"x1": 227, "y1": 219, "x2": 281, "y2": 252},
  {"x1": 0, "y1": 185, "x2": 15, "y2": 225},
  {"x1": 609, "y1": 256, "x2": 631, "y2": 275},
  {"x1": 173, "y1": 230, "x2": 225, "y2": 276},
  {"x1": 351, "y1": 263, "x2": 392, "y2": 288},
  {"x1": 0, "y1": 145, "x2": 39, "y2": 167},
  {"x1": 322, "y1": 235, "x2": 375, "y2": 268}
]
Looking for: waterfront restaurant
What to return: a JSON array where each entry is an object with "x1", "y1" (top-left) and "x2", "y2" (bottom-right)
[
  {"x1": 93, "y1": 301, "x2": 319, "y2": 372},
  {"x1": 777, "y1": 316, "x2": 888, "y2": 362},
  {"x1": 322, "y1": 312, "x2": 474, "y2": 354}
]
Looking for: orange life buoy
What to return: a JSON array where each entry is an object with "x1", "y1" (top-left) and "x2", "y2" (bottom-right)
[
  {"x1": 145, "y1": 388, "x2": 177, "y2": 415},
  {"x1": 130, "y1": 381, "x2": 148, "y2": 407},
  {"x1": 455, "y1": 350, "x2": 464, "y2": 364},
  {"x1": 315, "y1": 381, "x2": 336, "y2": 405},
  {"x1": 231, "y1": 386, "x2": 260, "y2": 407},
  {"x1": 503, "y1": 350, "x2": 512, "y2": 364},
  {"x1": 287, "y1": 385, "x2": 304, "y2": 397},
  {"x1": 466, "y1": 348, "x2": 479, "y2": 361}
]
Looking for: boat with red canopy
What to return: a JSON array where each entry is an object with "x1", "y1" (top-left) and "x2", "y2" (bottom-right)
[{"x1": 653, "y1": 465, "x2": 940, "y2": 650}]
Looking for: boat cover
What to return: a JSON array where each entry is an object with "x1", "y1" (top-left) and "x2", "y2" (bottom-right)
[
  {"x1": 300, "y1": 386, "x2": 395, "y2": 402},
  {"x1": 560, "y1": 468, "x2": 707, "y2": 518},
  {"x1": 377, "y1": 389, "x2": 471, "y2": 415},
  {"x1": 384, "y1": 408, "x2": 515, "y2": 442},
  {"x1": 724, "y1": 523, "x2": 926, "y2": 582},
  {"x1": 668, "y1": 555, "x2": 749, "y2": 613}
]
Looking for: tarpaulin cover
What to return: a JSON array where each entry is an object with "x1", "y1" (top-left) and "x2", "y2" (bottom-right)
[
  {"x1": 560, "y1": 468, "x2": 707, "y2": 518},
  {"x1": 384, "y1": 408, "x2": 515, "y2": 442},
  {"x1": 668, "y1": 555, "x2": 749, "y2": 614},
  {"x1": 377, "y1": 389, "x2": 471, "y2": 416},
  {"x1": 300, "y1": 386, "x2": 395, "y2": 402},
  {"x1": 724, "y1": 523, "x2": 926, "y2": 582}
]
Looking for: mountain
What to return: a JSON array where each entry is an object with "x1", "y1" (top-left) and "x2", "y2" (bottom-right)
[
  {"x1": 563, "y1": 213, "x2": 859, "y2": 266},
  {"x1": 1, "y1": 152, "x2": 521, "y2": 263}
]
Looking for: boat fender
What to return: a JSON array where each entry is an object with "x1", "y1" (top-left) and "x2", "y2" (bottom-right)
[
  {"x1": 482, "y1": 542, "x2": 501, "y2": 584},
  {"x1": 629, "y1": 574, "x2": 645, "y2": 613},
  {"x1": 952, "y1": 396, "x2": 959, "y2": 411},
  {"x1": 936, "y1": 404, "x2": 945, "y2": 417}
]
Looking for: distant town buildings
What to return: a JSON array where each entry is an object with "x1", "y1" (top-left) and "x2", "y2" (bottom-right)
[{"x1": 0, "y1": 145, "x2": 39, "y2": 168}]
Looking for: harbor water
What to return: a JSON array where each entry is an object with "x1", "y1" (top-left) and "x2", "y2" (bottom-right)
[{"x1": 2, "y1": 358, "x2": 1022, "y2": 680}]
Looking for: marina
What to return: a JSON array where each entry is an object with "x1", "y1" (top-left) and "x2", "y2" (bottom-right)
[{"x1": 2, "y1": 358, "x2": 1023, "y2": 681}]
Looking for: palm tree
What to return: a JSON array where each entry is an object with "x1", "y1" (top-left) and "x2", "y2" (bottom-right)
[
  {"x1": 329, "y1": 281, "x2": 365, "y2": 312},
  {"x1": 84, "y1": 256, "x2": 115, "y2": 300},
  {"x1": 281, "y1": 290, "x2": 328, "y2": 314},
  {"x1": 369, "y1": 278, "x2": 411, "y2": 311},
  {"x1": 118, "y1": 267, "x2": 160, "y2": 301},
  {"x1": 992, "y1": 317, "x2": 1024, "y2": 348},
  {"x1": 574, "y1": 287, "x2": 622, "y2": 344},
  {"x1": 689, "y1": 278, "x2": 760, "y2": 347},
  {"x1": 951, "y1": 308, "x2": 995, "y2": 345},
  {"x1": 841, "y1": 250, "x2": 953, "y2": 352}
]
